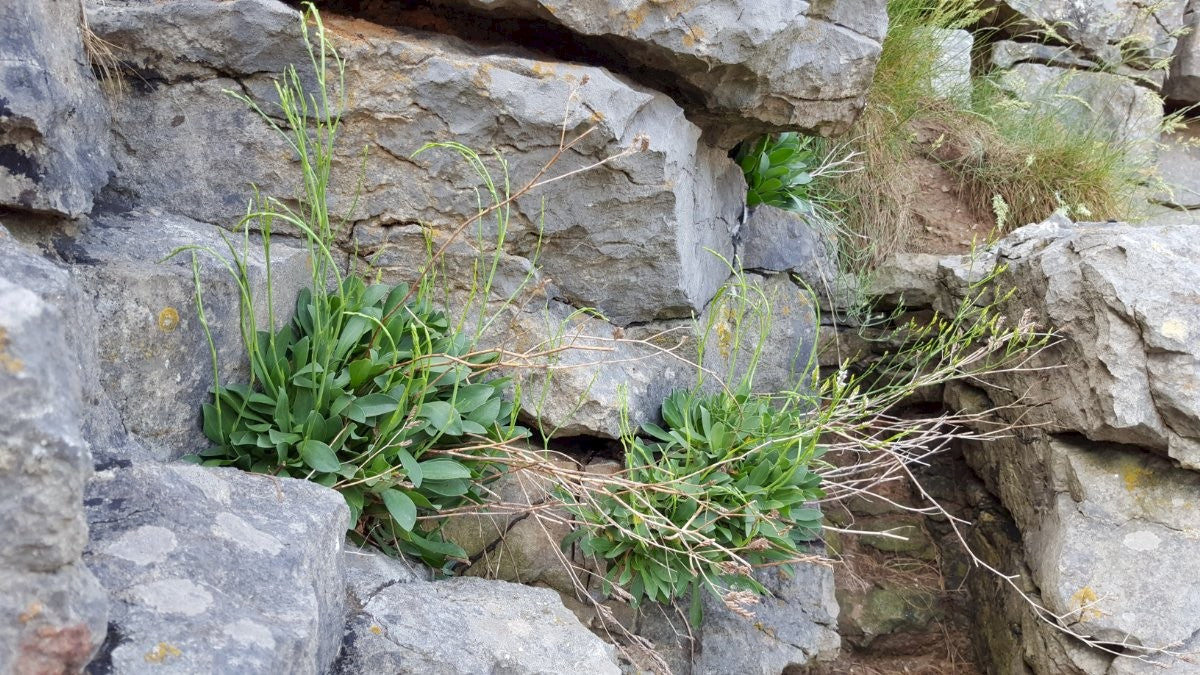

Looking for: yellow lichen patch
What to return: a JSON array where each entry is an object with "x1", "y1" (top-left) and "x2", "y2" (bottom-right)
[
  {"x1": 682, "y1": 25, "x2": 706, "y2": 48},
  {"x1": 0, "y1": 327, "x2": 23, "y2": 374},
  {"x1": 530, "y1": 62, "x2": 557, "y2": 79},
  {"x1": 1069, "y1": 586, "x2": 1103, "y2": 622},
  {"x1": 369, "y1": 625, "x2": 383, "y2": 635},
  {"x1": 18, "y1": 602, "x2": 43, "y2": 623},
  {"x1": 1120, "y1": 461, "x2": 1152, "y2": 492},
  {"x1": 1161, "y1": 318, "x2": 1189, "y2": 341},
  {"x1": 471, "y1": 63, "x2": 493, "y2": 90},
  {"x1": 157, "y1": 307, "x2": 180, "y2": 332},
  {"x1": 144, "y1": 642, "x2": 182, "y2": 663}
]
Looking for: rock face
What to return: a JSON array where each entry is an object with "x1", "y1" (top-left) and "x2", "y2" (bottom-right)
[
  {"x1": 998, "y1": 64, "x2": 1163, "y2": 161},
  {"x1": 0, "y1": 229, "x2": 108, "y2": 673},
  {"x1": 996, "y1": 0, "x2": 1186, "y2": 69},
  {"x1": 84, "y1": 462, "x2": 349, "y2": 674},
  {"x1": 89, "y1": 1, "x2": 745, "y2": 326},
  {"x1": 1166, "y1": 0, "x2": 1200, "y2": 101},
  {"x1": 442, "y1": 0, "x2": 888, "y2": 145},
  {"x1": 59, "y1": 210, "x2": 309, "y2": 461},
  {"x1": 0, "y1": 0, "x2": 113, "y2": 216},
  {"x1": 338, "y1": 575, "x2": 621, "y2": 674}
]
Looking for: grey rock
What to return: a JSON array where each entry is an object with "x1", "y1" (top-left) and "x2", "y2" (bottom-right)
[
  {"x1": 1149, "y1": 121, "x2": 1200, "y2": 208},
  {"x1": 344, "y1": 547, "x2": 432, "y2": 609},
  {"x1": 60, "y1": 210, "x2": 309, "y2": 461},
  {"x1": 337, "y1": 576, "x2": 620, "y2": 674},
  {"x1": 449, "y1": 0, "x2": 887, "y2": 145},
  {"x1": 995, "y1": 0, "x2": 1186, "y2": 69},
  {"x1": 0, "y1": 229, "x2": 108, "y2": 672},
  {"x1": 699, "y1": 272, "x2": 819, "y2": 394},
  {"x1": 964, "y1": 434, "x2": 1200, "y2": 668},
  {"x1": 990, "y1": 39, "x2": 1166, "y2": 88},
  {"x1": 643, "y1": 562, "x2": 840, "y2": 675},
  {"x1": 868, "y1": 252, "x2": 944, "y2": 308},
  {"x1": 1166, "y1": 0, "x2": 1200, "y2": 102},
  {"x1": 926, "y1": 28, "x2": 974, "y2": 101},
  {"x1": 0, "y1": 0, "x2": 112, "y2": 217},
  {"x1": 997, "y1": 64, "x2": 1163, "y2": 164},
  {"x1": 737, "y1": 206, "x2": 839, "y2": 292},
  {"x1": 84, "y1": 462, "x2": 349, "y2": 674},
  {"x1": 91, "y1": 4, "x2": 743, "y2": 326},
  {"x1": 983, "y1": 219, "x2": 1200, "y2": 468}
]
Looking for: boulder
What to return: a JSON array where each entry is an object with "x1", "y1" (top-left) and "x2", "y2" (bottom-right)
[
  {"x1": 989, "y1": 39, "x2": 1164, "y2": 87},
  {"x1": 83, "y1": 462, "x2": 349, "y2": 674},
  {"x1": 57, "y1": 210, "x2": 309, "y2": 461},
  {"x1": 981, "y1": 218, "x2": 1200, "y2": 468},
  {"x1": 0, "y1": 0, "x2": 112, "y2": 217},
  {"x1": 994, "y1": 0, "x2": 1186, "y2": 69},
  {"x1": 997, "y1": 64, "x2": 1163, "y2": 163},
  {"x1": 88, "y1": 1, "x2": 745, "y2": 326},
  {"x1": 641, "y1": 561, "x2": 840, "y2": 675},
  {"x1": 440, "y1": 0, "x2": 887, "y2": 145},
  {"x1": 1149, "y1": 121, "x2": 1200, "y2": 209},
  {"x1": 737, "y1": 206, "x2": 839, "y2": 292},
  {"x1": 926, "y1": 28, "x2": 974, "y2": 101},
  {"x1": 964, "y1": 434, "x2": 1200, "y2": 670},
  {"x1": 0, "y1": 229, "x2": 108, "y2": 673},
  {"x1": 337, "y1": 576, "x2": 620, "y2": 674},
  {"x1": 1166, "y1": 0, "x2": 1200, "y2": 102}
]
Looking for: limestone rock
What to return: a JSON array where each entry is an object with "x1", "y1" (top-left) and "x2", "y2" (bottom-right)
[
  {"x1": 83, "y1": 462, "x2": 349, "y2": 674},
  {"x1": 995, "y1": 0, "x2": 1186, "y2": 69},
  {"x1": 1149, "y1": 121, "x2": 1200, "y2": 208},
  {"x1": 985, "y1": 219, "x2": 1200, "y2": 468},
  {"x1": 447, "y1": 0, "x2": 888, "y2": 144},
  {"x1": 737, "y1": 206, "x2": 839, "y2": 292},
  {"x1": 0, "y1": 229, "x2": 108, "y2": 673},
  {"x1": 1166, "y1": 0, "x2": 1200, "y2": 102},
  {"x1": 57, "y1": 210, "x2": 309, "y2": 461},
  {"x1": 964, "y1": 434, "x2": 1200, "y2": 668},
  {"x1": 997, "y1": 64, "x2": 1163, "y2": 164},
  {"x1": 337, "y1": 576, "x2": 620, "y2": 674},
  {"x1": 927, "y1": 28, "x2": 973, "y2": 100},
  {"x1": 89, "y1": 1, "x2": 744, "y2": 326},
  {"x1": 643, "y1": 562, "x2": 840, "y2": 675},
  {"x1": 0, "y1": 0, "x2": 112, "y2": 217}
]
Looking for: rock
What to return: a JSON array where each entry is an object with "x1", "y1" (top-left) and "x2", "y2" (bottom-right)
[
  {"x1": 344, "y1": 546, "x2": 432, "y2": 609},
  {"x1": 643, "y1": 562, "x2": 840, "y2": 675},
  {"x1": 0, "y1": 0, "x2": 112, "y2": 217},
  {"x1": 836, "y1": 583, "x2": 940, "y2": 648},
  {"x1": 990, "y1": 39, "x2": 1166, "y2": 87},
  {"x1": 90, "y1": 3, "x2": 744, "y2": 326},
  {"x1": 994, "y1": 0, "x2": 1186, "y2": 69},
  {"x1": 963, "y1": 434, "x2": 1200, "y2": 668},
  {"x1": 442, "y1": 0, "x2": 888, "y2": 145},
  {"x1": 868, "y1": 252, "x2": 943, "y2": 308},
  {"x1": 337, "y1": 576, "x2": 620, "y2": 674},
  {"x1": 737, "y1": 206, "x2": 839, "y2": 292},
  {"x1": 1150, "y1": 121, "x2": 1200, "y2": 208},
  {"x1": 1167, "y1": 0, "x2": 1200, "y2": 103},
  {"x1": 983, "y1": 219, "x2": 1200, "y2": 468},
  {"x1": 0, "y1": 229, "x2": 108, "y2": 672},
  {"x1": 83, "y1": 462, "x2": 349, "y2": 674},
  {"x1": 56, "y1": 210, "x2": 309, "y2": 461},
  {"x1": 926, "y1": 28, "x2": 973, "y2": 100},
  {"x1": 699, "y1": 272, "x2": 819, "y2": 394},
  {"x1": 997, "y1": 64, "x2": 1163, "y2": 163}
]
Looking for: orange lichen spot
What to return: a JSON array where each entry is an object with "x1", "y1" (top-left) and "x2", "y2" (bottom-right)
[
  {"x1": 0, "y1": 327, "x2": 23, "y2": 374},
  {"x1": 157, "y1": 307, "x2": 180, "y2": 332},
  {"x1": 682, "y1": 26, "x2": 705, "y2": 48},
  {"x1": 530, "y1": 62, "x2": 556, "y2": 79},
  {"x1": 472, "y1": 63, "x2": 493, "y2": 90},
  {"x1": 144, "y1": 642, "x2": 182, "y2": 663},
  {"x1": 627, "y1": 7, "x2": 648, "y2": 31},
  {"x1": 18, "y1": 602, "x2": 43, "y2": 623}
]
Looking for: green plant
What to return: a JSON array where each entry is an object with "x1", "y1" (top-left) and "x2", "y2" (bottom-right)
[
  {"x1": 171, "y1": 4, "x2": 525, "y2": 566},
  {"x1": 566, "y1": 385, "x2": 825, "y2": 624},
  {"x1": 736, "y1": 132, "x2": 821, "y2": 212}
]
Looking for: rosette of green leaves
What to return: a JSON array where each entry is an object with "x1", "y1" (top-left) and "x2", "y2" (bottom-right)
[
  {"x1": 193, "y1": 277, "x2": 523, "y2": 566},
  {"x1": 565, "y1": 386, "x2": 825, "y2": 624},
  {"x1": 737, "y1": 132, "x2": 818, "y2": 212}
]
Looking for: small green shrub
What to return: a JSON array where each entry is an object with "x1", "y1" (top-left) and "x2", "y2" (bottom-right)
[
  {"x1": 565, "y1": 385, "x2": 825, "y2": 624},
  {"x1": 173, "y1": 4, "x2": 525, "y2": 566},
  {"x1": 736, "y1": 132, "x2": 821, "y2": 212}
]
